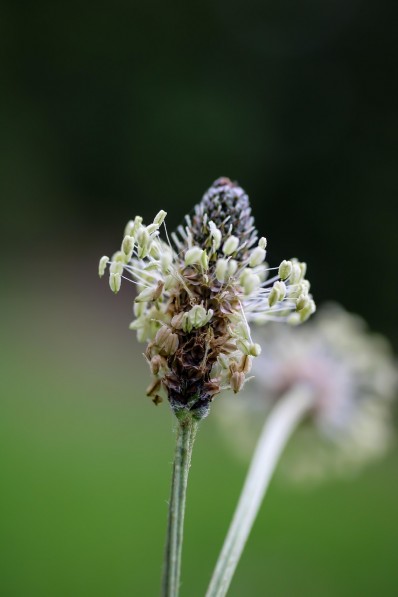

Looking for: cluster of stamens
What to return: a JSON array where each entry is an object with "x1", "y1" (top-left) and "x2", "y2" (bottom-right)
[{"x1": 99, "y1": 178, "x2": 315, "y2": 419}]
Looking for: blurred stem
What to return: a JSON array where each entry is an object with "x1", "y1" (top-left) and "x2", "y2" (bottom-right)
[
  {"x1": 206, "y1": 386, "x2": 314, "y2": 597},
  {"x1": 161, "y1": 415, "x2": 198, "y2": 597}
]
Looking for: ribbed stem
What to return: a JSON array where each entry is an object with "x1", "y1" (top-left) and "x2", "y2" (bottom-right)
[
  {"x1": 206, "y1": 386, "x2": 315, "y2": 597},
  {"x1": 161, "y1": 415, "x2": 198, "y2": 597}
]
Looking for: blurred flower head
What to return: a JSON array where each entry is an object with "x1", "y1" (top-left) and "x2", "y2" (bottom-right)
[
  {"x1": 99, "y1": 178, "x2": 315, "y2": 420},
  {"x1": 219, "y1": 305, "x2": 397, "y2": 482}
]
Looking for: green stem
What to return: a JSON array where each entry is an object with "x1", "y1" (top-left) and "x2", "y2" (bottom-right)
[
  {"x1": 161, "y1": 415, "x2": 198, "y2": 597},
  {"x1": 206, "y1": 386, "x2": 314, "y2": 597}
]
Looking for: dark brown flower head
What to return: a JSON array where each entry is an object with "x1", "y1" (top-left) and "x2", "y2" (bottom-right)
[
  {"x1": 186, "y1": 177, "x2": 258, "y2": 263},
  {"x1": 99, "y1": 178, "x2": 316, "y2": 421}
]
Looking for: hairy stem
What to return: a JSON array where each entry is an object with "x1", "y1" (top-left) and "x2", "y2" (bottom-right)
[
  {"x1": 162, "y1": 415, "x2": 198, "y2": 597},
  {"x1": 206, "y1": 386, "x2": 314, "y2": 597}
]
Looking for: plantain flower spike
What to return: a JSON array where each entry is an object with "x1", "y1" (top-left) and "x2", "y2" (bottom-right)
[
  {"x1": 98, "y1": 177, "x2": 315, "y2": 420},
  {"x1": 219, "y1": 305, "x2": 397, "y2": 482}
]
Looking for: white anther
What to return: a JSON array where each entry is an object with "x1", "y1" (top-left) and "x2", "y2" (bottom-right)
[
  {"x1": 258, "y1": 237, "x2": 267, "y2": 250},
  {"x1": 160, "y1": 251, "x2": 172, "y2": 272},
  {"x1": 243, "y1": 273, "x2": 260, "y2": 295},
  {"x1": 209, "y1": 221, "x2": 222, "y2": 250},
  {"x1": 122, "y1": 235, "x2": 134, "y2": 256},
  {"x1": 222, "y1": 235, "x2": 239, "y2": 256},
  {"x1": 98, "y1": 256, "x2": 109, "y2": 278},
  {"x1": 200, "y1": 250, "x2": 209, "y2": 270},
  {"x1": 216, "y1": 258, "x2": 228, "y2": 282},
  {"x1": 110, "y1": 261, "x2": 124, "y2": 275},
  {"x1": 290, "y1": 262, "x2": 302, "y2": 285},
  {"x1": 268, "y1": 280, "x2": 286, "y2": 307},
  {"x1": 154, "y1": 210, "x2": 167, "y2": 226},
  {"x1": 299, "y1": 299, "x2": 316, "y2": 322},
  {"x1": 185, "y1": 247, "x2": 203, "y2": 265},
  {"x1": 249, "y1": 247, "x2": 266, "y2": 268},
  {"x1": 228, "y1": 260, "x2": 238, "y2": 276},
  {"x1": 109, "y1": 272, "x2": 121, "y2": 294},
  {"x1": 249, "y1": 343, "x2": 262, "y2": 357},
  {"x1": 187, "y1": 305, "x2": 213, "y2": 329},
  {"x1": 279, "y1": 260, "x2": 292, "y2": 280}
]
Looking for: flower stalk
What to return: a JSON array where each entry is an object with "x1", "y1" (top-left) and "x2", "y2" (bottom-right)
[
  {"x1": 206, "y1": 386, "x2": 315, "y2": 597},
  {"x1": 162, "y1": 414, "x2": 199, "y2": 597}
]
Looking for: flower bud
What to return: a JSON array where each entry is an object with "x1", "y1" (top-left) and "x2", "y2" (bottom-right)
[
  {"x1": 98, "y1": 256, "x2": 109, "y2": 278},
  {"x1": 222, "y1": 235, "x2": 239, "y2": 256}
]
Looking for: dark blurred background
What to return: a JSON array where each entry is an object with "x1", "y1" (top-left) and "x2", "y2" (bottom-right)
[{"x1": 1, "y1": 1, "x2": 398, "y2": 596}]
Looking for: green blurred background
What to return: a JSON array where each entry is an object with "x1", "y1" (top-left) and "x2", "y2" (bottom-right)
[{"x1": 1, "y1": 1, "x2": 398, "y2": 595}]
